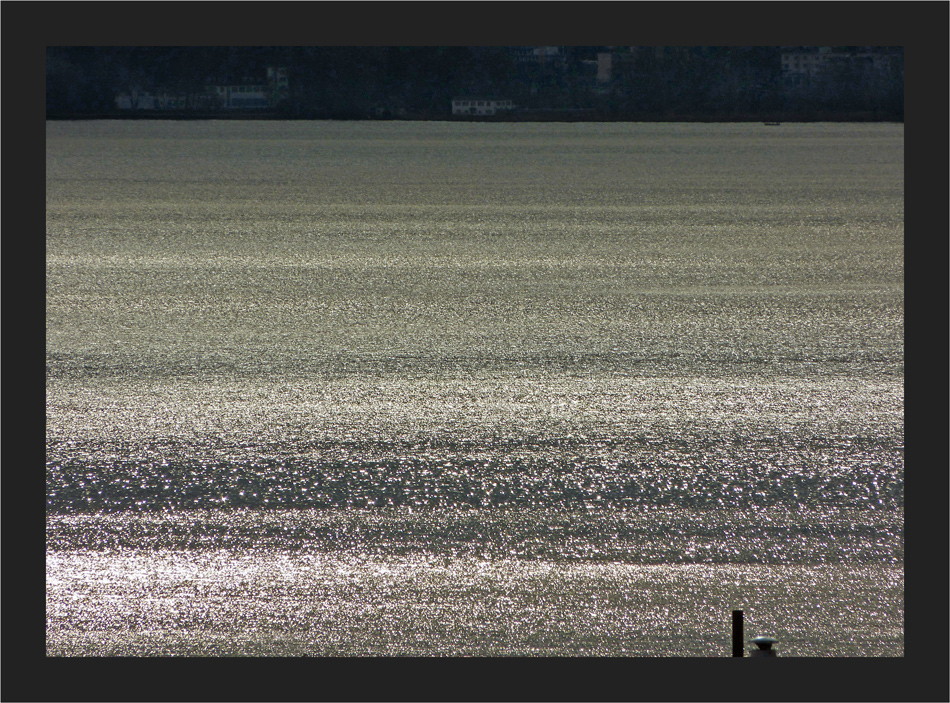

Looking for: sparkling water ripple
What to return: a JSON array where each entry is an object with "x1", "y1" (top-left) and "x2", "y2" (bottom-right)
[{"x1": 47, "y1": 121, "x2": 903, "y2": 656}]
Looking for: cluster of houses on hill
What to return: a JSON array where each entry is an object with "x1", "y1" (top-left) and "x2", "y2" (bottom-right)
[
  {"x1": 778, "y1": 46, "x2": 898, "y2": 81},
  {"x1": 112, "y1": 47, "x2": 899, "y2": 117},
  {"x1": 114, "y1": 66, "x2": 289, "y2": 111}
]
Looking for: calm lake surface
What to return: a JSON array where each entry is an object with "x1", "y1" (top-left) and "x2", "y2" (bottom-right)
[{"x1": 46, "y1": 120, "x2": 903, "y2": 656}]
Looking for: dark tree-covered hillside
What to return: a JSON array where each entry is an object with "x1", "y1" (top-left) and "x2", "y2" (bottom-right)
[{"x1": 46, "y1": 46, "x2": 903, "y2": 121}]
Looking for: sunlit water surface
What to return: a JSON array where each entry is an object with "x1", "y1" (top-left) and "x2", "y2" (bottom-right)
[{"x1": 47, "y1": 121, "x2": 903, "y2": 656}]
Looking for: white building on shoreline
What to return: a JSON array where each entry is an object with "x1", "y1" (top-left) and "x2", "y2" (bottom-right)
[
  {"x1": 115, "y1": 67, "x2": 288, "y2": 111},
  {"x1": 451, "y1": 98, "x2": 516, "y2": 116}
]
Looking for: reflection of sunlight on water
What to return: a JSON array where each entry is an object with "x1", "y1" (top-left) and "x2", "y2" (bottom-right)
[
  {"x1": 46, "y1": 507, "x2": 904, "y2": 565},
  {"x1": 46, "y1": 122, "x2": 903, "y2": 658},
  {"x1": 47, "y1": 550, "x2": 903, "y2": 657},
  {"x1": 46, "y1": 372, "x2": 903, "y2": 514}
]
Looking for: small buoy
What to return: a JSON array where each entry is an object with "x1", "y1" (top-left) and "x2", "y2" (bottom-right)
[{"x1": 749, "y1": 635, "x2": 778, "y2": 657}]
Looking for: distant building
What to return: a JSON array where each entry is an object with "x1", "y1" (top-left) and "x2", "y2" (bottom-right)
[
  {"x1": 593, "y1": 47, "x2": 682, "y2": 84},
  {"x1": 780, "y1": 47, "x2": 895, "y2": 79},
  {"x1": 451, "y1": 98, "x2": 516, "y2": 116},
  {"x1": 508, "y1": 46, "x2": 567, "y2": 69},
  {"x1": 114, "y1": 90, "x2": 187, "y2": 110},
  {"x1": 267, "y1": 65, "x2": 290, "y2": 104},
  {"x1": 115, "y1": 90, "x2": 150, "y2": 110},
  {"x1": 206, "y1": 82, "x2": 271, "y2": 109},
  {"x1": 115, "y1": 66, "x2": 288, "y2": 111}
]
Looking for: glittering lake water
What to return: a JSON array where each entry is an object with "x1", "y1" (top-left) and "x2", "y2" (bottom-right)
[{"x1": 46, "y1": 121, "x2": 903, "y2": 657}]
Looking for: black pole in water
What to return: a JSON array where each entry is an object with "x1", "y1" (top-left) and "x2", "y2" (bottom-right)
[{"x1": 732, "y1": 610, "x2": 744, "y2": 657}]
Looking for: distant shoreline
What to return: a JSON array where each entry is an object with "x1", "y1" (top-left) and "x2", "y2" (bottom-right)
[{"x1": 46, "y1": 110, "x2": 903, "y2": 123}]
